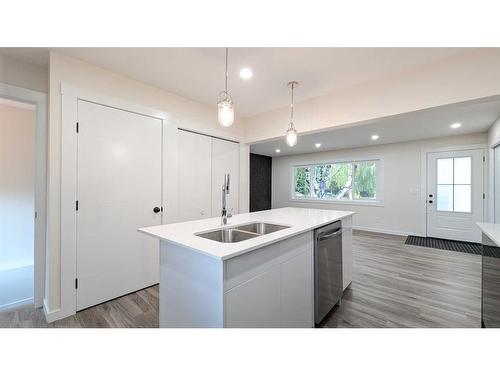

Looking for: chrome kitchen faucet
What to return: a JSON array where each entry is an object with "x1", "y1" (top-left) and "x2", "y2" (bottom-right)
[{"x1": 221, "y1": 173, "x2": 232, "y2": 225}]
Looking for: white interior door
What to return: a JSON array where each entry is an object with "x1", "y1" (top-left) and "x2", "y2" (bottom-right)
[
  {"x1": 177, "y1": 130, "x2": 212, "y2": 222},
  {"x1": 426, "y1": 148, "x2": 484, "y2": 243},
  {"x1": 76, "y1": 100, "x2": 162, "y2": 311},
  {"x1": 211, "y1": 138, "x2": 240, "y2": 217}
]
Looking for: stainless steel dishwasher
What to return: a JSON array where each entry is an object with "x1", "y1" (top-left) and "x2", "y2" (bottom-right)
[{"x1": 314, "y1": 221, "x2": 343, "y2": 324}]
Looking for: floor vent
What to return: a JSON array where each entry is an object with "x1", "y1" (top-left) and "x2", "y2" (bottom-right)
[{"x1": 405, "y1": 236, "x2": 481, "y2": 255}]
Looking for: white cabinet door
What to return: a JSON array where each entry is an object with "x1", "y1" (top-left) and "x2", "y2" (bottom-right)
[
  {"x1": 224, "y1": 233, "x2": 314, "y2": 328},
  {"x1": 177, "y1": 130, "x2": 212, "y2": 222},
  {"x1": 77, "y1": 100, "x2": 162, "y2": 311},
  {"x1": 211, "y1": 138, "x2": 239, "y2": 217},
  {"x1": 225, "y1": 267, "x2": 281, "y2": 328},
  {"x1": 280, "y1": 251, "x2": 313, "y2": 327}
]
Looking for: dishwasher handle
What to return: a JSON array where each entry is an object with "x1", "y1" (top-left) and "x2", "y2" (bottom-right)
[{"x1": 318, "y1": 229, "x2": 342, "y2": 241}]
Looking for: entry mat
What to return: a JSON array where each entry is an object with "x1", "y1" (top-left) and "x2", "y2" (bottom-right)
[{"x1": 405, "y1": 235, "x2": 482, "y2": 255}]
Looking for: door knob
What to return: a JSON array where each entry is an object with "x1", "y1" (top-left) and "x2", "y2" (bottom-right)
[
  {"x1": 153, "y1": 207, "x2": 161, "y2": 213},
  {"x1": 428, "y1": 200, "x2": 433, "y2": 204},
  {"x1": 429, "y1": 194, "x2": 433, "y2": 198}
]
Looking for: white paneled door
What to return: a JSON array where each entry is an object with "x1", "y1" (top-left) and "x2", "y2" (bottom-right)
[
  {"x1": 76, "y1": 100, "x2": 162, "y2": 311},
  {"x1": 177, "y1": 130, "x2": 240, "y2": 222},
  {"x1": 426, "y1": 148, "x2": 484, "y2": 243},
  {"x1": 177, "y1": 130, "x2": 212, "y2": 222}
]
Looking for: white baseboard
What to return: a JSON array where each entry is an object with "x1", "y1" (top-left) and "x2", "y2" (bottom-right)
[
  {"x1": 43, "y1": 298, "x2": 71, "y2": 323},
  {"x1": 352, "y1": 225, "x2": 422, "y2": 237},
  {"x1": 0, "y1": 297, "x2": 34, "y2": 312}
]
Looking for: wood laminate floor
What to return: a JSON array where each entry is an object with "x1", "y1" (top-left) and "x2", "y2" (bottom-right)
[
  {"x1": 320, "y1": 231, "x2": 481, "y2": 328},
  {"x1": 0, "y1": 285, "x2": 159, "y2": 328},
  {"x1": 0, "y1": 231, "x2": 482, "y2": 328}
]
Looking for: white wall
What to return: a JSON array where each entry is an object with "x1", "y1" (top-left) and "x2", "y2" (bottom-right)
[
  {"x1": 244, "y1": 49, "x2": 500, "y2": 143},
  {"x1": 45, "y1": 51, "x2": 249, "y2": 315},
  {"x1": 0, "y1": 53, "x2": 48, "y2": 93},
  {"x1": 272, "y1": 132, "x2": 487, "y2": 236},
  {"x1": 0, "y1": 103, "x2": 35, "y2": 271}
]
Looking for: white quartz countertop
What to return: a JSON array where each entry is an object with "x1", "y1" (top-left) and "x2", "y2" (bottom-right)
[
  {"x1": 139, "y1": 207, "x2": 355, "y2": 261},
  {"x1": 477, "y1": 222, "x2": 500, "y2": 247}
]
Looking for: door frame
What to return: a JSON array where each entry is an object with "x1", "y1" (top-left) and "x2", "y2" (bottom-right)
[
  {"x1": 57, "y1": 83, "x2": 172, "y2": 322},
  {"x1": 420, "y1": 143, "x2": 487, "y2": 238},
  {"x1": 489, "y1": 139, "x2": 500, "y2": 223},
  {"x1": 0, "y1": 82, "x2": 47, "y2": 309}
]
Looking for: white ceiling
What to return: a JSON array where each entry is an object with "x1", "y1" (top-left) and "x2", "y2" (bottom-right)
[
  {"x1": 0, "y1": 47, "x2": 469, "y2": 117},
  {"x1": 250, "y1": 97, "x2": 500, "y2": 157}
]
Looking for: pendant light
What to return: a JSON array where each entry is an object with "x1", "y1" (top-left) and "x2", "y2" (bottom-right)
[
  {"x1": 217, "y1": 47, "x2": 234, "y2": 127},
  {"x1": 286, "y1": 81, "x2": 299, "y2": 147}
]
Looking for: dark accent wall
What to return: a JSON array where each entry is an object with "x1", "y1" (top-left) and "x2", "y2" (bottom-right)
[{"x1": 250, "y1": 153, "x2": 272, "y2": 212}]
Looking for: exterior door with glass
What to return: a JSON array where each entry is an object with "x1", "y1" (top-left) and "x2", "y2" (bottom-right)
[{"x1": 426, "y1": 149, "x2": 484, "y2": 243}]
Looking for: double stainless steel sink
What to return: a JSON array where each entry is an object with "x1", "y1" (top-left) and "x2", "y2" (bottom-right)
[{"x1": 196, "y1": 222, "x2": 290, "y2": 243}]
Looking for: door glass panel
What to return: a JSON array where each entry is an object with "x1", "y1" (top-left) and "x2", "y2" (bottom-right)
[
  {"x1": 454, "y1": 185, "x2": 472, "y2": 213},
  {"x1": 435, "y1": 155, "x2": 474, "y2": 213},
  {"x1": 437, "y1": 158, "x2": 453, "y2": 184},
  {"x1": 437, "y1": 185, "x2": 453, "y2": 211},
  {"x1": 454, "y1": 157, "x2": 471, "y2": 184}
]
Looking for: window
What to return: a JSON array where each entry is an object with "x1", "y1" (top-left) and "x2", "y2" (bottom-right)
[
  {"x1": 436, "y1": 157, "x2": 471, "y2": 213},
  {"x1": 292, "y1": 159, "x2": 380, "y2": 203}
]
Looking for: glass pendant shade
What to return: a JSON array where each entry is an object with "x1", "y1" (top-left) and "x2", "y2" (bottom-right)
[
  {"x1": 218, "y1": 47, "x2": 234, "y2": 128},
  {"x1": 217, "y1": 91, "x2": 234, "y2": 128},
  {"x1": 285, "y1": 81, "x2": 299, "y2": 147},
  {"x1": 286, "y1": 126, "x2": 298, "y2": 147}
]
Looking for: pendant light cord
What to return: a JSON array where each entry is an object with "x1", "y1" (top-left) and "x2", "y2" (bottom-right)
[
  {"x1": 225, "y1": 47, "x2": 228, "y2": 93},
  {"x1": 290, "y1": 82, "x2": 294, "y2": 124}
]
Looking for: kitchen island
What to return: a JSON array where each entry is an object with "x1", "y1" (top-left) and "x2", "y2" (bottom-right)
[{"x1": 139, "y1": 207, "x2": 355, "y2": 328}]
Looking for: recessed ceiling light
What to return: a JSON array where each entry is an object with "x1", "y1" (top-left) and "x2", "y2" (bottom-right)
[
  {"x1": 450, "y1": 122, "x2": 462, "y2": 129},
  {"x1": 275, "y1": 149, "x2": 281, "y2": 153},
  {"x1": 371, "y1": 134, "x2": 379, "y2": 140},
  {"x1": 315, "y1": 143, "x2": 321, "y2": 148},
  {"x1": 240, "y1": 67, "x2": 253, "y2": 80}
]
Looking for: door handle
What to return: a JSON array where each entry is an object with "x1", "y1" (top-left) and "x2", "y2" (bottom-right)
[
  {"x1": 318, "y1": 229, "x2": 342, "y2": 241},
  {"x1": 428, "y1": 200, "x2": 433, "y2": 204},
  {"x1": 153, "y1": 206, "x2": 161, "y2": 213}
]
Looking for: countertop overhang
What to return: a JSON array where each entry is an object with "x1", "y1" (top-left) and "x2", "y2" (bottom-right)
[
  {"x1": 139, "y1": 207, "x2": 355, "y2": 260},
  {"x1": 477, "y1": 222, "x2": 500, "y2": 247}
]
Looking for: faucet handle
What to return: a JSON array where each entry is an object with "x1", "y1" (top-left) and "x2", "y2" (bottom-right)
[{"x1": 227, "y1": 208, "x2": 233, "y2": 218}]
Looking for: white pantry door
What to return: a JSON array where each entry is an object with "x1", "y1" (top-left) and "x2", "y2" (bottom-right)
[
  {"x1": 211, "y1": 138, "x2": 240, "y2": 217},
  {"x1": 76, "y1": 100, "x2": 162, "y2": 311},
  {"x1": 426, "y1": 149, "x2": 484, "y2": 243},
  {"x1": 177, "y1": 130, "x2": 212, "y2": 222}
]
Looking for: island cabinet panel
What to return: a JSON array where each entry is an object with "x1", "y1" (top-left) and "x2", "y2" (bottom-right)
[
  {"x1": 341, "y1": 216, "x2": 353, "y2": 290},
  {"x1": 280, "y1": 249, "x2": 314, "y2": 327},
  {"x1": 159, "y1": 242, "x2": 224, "y2": 328},
  {"x1": 224, "y1": 232, "x2": 314, "y2": 328},
  {"x1": 224, "y1": 267, "x2": 281, "y2": 328}
]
